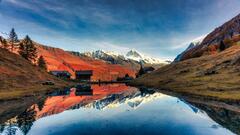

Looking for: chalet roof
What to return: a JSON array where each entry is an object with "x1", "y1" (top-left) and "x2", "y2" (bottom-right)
[{"x1": 75, "y1": 70, "x2": 93, "y2": 75}]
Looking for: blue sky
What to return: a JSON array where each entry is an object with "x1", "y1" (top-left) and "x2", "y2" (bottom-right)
[{"x1": 0, "y1": 0, "x2": 240, "y2": 60}]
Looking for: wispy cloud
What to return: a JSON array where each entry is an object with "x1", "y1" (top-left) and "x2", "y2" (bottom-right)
[
  {"x1": 170, "y1": 35, "x2": 207, "y2": 50},
  {"x1": 93, "y1": 41, "x2": 130, "y2": 54},
  {"x1": 0, "y1": 0, "x2": 240, "y2": 60}
]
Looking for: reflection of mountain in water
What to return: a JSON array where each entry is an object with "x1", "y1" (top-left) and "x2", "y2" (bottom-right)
[
  {"x1": 0, "y1": 84, "x2": 160, "y2": 135},
  {"x1": 180, "y1": 99, "x2": 205, "y2": 114},
  {"x1": 1, "y1": 85, "x2": 240, "y2": 135},
  {"x1": 85, "y1": 90, "x2": 166, "y2": 110},
  {"x1": 0, "y1": 105, "x2": 37, "y2": 135}
]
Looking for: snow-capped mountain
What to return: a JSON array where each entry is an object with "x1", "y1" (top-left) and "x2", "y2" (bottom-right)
[
  {"x1": 81, "y1": 49, "x2": 170, "y2": 65},
  {"x1": 174, "y1": 36, "x2": 205, "y2": 62},
  {"x1": 81, "y1": 50, "x2": 132, "y2": 65},
  {"x1": 126, "y1": 50, "x2": 169, "y2": 64}
]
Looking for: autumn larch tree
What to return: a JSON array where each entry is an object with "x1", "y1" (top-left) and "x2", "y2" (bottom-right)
[
  {"x1": 37, "y1": 55, "x2": 47, "y2": 70},
  {"x1": 0, "y1": 36, "x2": 2, "y2": 43},
  {"x1": 8, "y1": 28, "x2": 19, "y2": 51},
  {"x1": 18, "y1": 35, "x2": 37, "y2": 62}
]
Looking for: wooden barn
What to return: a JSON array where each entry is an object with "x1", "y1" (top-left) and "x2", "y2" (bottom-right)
[{"x1": 75, "y1": 70, "x2": 93, "y2": 81}]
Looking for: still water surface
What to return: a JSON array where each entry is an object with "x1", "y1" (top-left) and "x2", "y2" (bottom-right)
[{"x1": 0, "y1": 84, "x2": 239, "y2": 135}]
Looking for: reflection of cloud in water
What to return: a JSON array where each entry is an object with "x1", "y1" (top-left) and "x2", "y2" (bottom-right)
[{"x1": 126, "y1": 93, "x2": 167, "y2": 109}]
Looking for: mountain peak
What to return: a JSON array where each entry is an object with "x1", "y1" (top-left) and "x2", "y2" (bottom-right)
[
  {"x1": 174, "y1": 36, "x2": 205, "y2": 62},
  {"x1": 126, "y1": 50, "x2": 142, "y2": 58},
  {"x1": 180, "y1": 13, "x2": 240, "y2": 61}
]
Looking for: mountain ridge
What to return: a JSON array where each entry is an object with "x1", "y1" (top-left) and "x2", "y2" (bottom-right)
[
  {"x1": 79, "y1": 49, "x2": 170, "y2": 65},
  {"x1": 174, "y1": 36, "x2": 205, "y2": 62},
  {"x1": 131, "y1": 13, "x2": 240, "y2": 101},
  {"x1": 180, "y1": 13, "x2": 240, "y2": 61}
]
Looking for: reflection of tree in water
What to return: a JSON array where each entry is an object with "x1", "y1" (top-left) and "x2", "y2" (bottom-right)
[
  {"x1": 0, "y1": 105, "x2": 37, "y2": 135},
  {"x1": 139, "y1": 87, "x2": 155, "y2": 96},
  {"x1": 16, "y1": 105, "x2": 36, "y2": 135},
  {"x1": 0, "y1": 124, "x2": 5, "y2": 133},
  {"x1": 190, "y1": 102, "x2": 240, "y2": 135},
  {"x1": 0, "y1": 97, "x2": 46, "y2": 135},
  {"x1": 5, "y1": 123, "x2": 17, "y2": 135},
  {"x1": 0, "y1": 120, "x2": 18, "y2": 135},
  {"x1": 37, "y1": 99, "x2": 46, "y2": 111}
]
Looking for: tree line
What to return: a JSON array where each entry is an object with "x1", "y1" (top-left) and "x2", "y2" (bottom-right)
[{"x1": 0, "y1": 28, "x2": 47, "y2": 70}]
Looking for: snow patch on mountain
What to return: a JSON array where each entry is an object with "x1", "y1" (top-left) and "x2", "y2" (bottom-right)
[
  {"x1": 85, "y1": 91, "x2": 167, "y2": 110},
  {"x1": 82, "y1": 49, "x2": 170, "y2": 64},
  {"x1": 174, "y1": 36, "x2": 205, "y2": 62},
  {"x1": 126, "y1": 50, "x2": 169, "y2": 64}
]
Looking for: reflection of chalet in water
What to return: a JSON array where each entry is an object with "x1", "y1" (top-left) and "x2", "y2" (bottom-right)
[
  {"x1": 75, "y1": 85, "x2": 93, "y2": 96},
  {"x1": 75, "y1": 70, "x2": 93, "y2": 81},
  {"x1": 49, "y1": 70, "x2": 71, "y2": 79}
]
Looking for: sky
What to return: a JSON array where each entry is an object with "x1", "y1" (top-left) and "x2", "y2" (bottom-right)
[{"x1": 0, "y1": 0, "x2": 240, "y2": 60}]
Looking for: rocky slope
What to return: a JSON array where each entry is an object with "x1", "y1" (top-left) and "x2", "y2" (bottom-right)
[
  {"x1": 180, "y1": 13, "x2": 240, "y2": 61},
  {"x1": 131, "y1": 13, "x2": 240, "y2": 101}
]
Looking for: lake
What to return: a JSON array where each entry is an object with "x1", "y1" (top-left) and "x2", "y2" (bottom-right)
[{"x1": 0, "y1": 84, "x2": 239, "y2": 135}]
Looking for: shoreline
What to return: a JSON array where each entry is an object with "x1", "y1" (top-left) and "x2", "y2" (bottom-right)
[
  {"x1": 0, "y1": 81, "x2": 130, "y2": 101},
  {"x1": 128, "y1": 83, "x2": 240, "y2": 114},
  {"x1": 129, "y1": 45, "x2": 240, "y2": 102},
  {"x1": 0, "y1": 82, "x2": 76, "y2": 101},
  {"x1": 129, "y1": 81, "x2": 240, "y2": 103}
]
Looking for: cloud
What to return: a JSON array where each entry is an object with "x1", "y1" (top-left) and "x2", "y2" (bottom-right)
[
  {"x1": 93, "y1": 41, "x2": 130, "y2": 54},
  {"x1": 3, "y1": 0, "x2": 133, "y2": 29},
  {"x1": 4, "y1": 0, "x2": 34, "y2": 10},
  {"x1": 0, "y1": 0, "x2": 240, "y2": 60}
]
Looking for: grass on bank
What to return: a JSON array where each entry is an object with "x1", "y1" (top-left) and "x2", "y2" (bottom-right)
[{"x1": 131, "y1": 45, "x2": 240, "y2": 101}]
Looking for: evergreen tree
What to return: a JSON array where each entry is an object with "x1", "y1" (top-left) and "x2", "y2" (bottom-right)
[
  {"x1": 37, "y1": 55, "x2": 47, "y2": 70},
  {"x1": 219, "y1": 41, "x2": 226, "y2": 51},
  {"x1": 1, "y1": 39, "x2": 8, "y2": 50},
  {"x1": 18, "y1": 35, "x2": 37, "y2": 62},
  {"x1": 0, "y1": 124, "x2": 5, "y2": 134},
  {"x1": 37, "y1": 98, "x2": 46, "y2": 111},
  {"x1": 8, "y1": 28, "x2": 19, "y2": 51}
]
